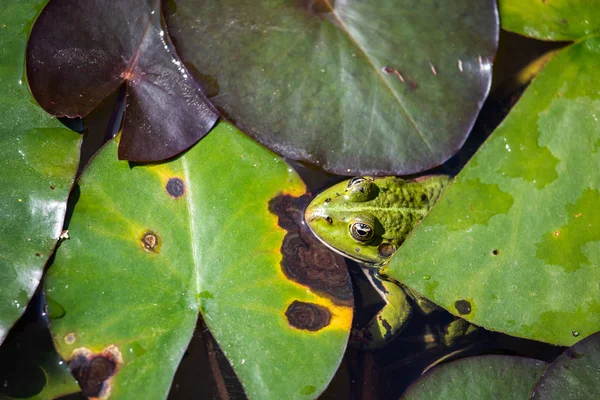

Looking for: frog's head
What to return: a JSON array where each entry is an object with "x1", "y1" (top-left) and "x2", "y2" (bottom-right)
[{"x1": 304, "y1": 177, "x2": 396, "y2": 265}]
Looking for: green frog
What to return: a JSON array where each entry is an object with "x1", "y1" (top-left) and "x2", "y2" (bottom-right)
[{"x1": 304, "y1": 175, "x2": 472, "y2": 348}]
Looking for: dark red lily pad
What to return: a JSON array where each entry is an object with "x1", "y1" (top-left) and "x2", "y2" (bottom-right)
[
  {"x1": 166, "y1": 0, "x2": 498, "y2": 175},
  {"x1": 26, "y1": 0, "x2": 218, "y2": 162}
]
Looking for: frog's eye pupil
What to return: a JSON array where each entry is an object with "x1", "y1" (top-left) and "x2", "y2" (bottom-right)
[
  {"x1": 350, "y1": 222, "x2": 374, "y2": 242},
  {"x1": 347, "y1": 177, "x2": 366, "y2": 189}
]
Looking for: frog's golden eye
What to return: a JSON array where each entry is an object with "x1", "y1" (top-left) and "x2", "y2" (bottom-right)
[
  {"x1": 349, "y1": 222, "x2": 374, "y2": 242},
  {"x1": 347, "y1": 177, "x2": 367, "y2": 190}
]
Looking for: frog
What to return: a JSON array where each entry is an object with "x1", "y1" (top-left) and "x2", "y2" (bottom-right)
[{"x1": 304, "y1": 175, "x2": 473, "y2": 349}]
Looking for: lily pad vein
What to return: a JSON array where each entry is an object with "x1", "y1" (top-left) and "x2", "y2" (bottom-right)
[{"x1": 329, "y1": 7, "x2": 435, "y2": 155}]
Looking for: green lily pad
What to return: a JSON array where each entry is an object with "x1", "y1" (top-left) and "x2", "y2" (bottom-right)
[
  {"x1": 46, "y1": 122, "x2": 353, "y2": 399},
  {"x1": 402, "y1": 355, "x2": 547, "y2": 399},
  {"x1": 384, "y1": 38, "x2": 600, "y2": 346},
  {"x1": 499, "y1": 0, "x2": 600, "y2": 41},
  {"x1": 0, "y1": 0, "x2": 81, "y2": 344},
  {"x1": 532, "y1": 330, "x2": 600, "y2": 399},
  {"x1": 166, "y1": 0, "x2": 498, "y2": 175}
]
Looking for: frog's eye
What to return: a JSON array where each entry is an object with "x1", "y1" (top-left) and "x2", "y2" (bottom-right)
[
  {"x1": 347, "y1": 177, "x2": 367, "y2": 190},
  {"x1": 345, "y1": 177, "x2": 377, "y2": 202},
  {"x1": 349, "y1": 222, "x2": 374, "y2": 242}
]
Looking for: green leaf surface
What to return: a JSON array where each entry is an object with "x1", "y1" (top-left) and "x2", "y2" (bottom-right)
[
  {"x1": 46, "y1": 122, "x2": 353, "y2": 399},
  {"x1": 532, "y1": 330, "x2": 600, "y2": 399},
  {"x1": 401, "y1": 355, "x2": 547, "y2": 400},
  {"x1": 166, "y1": 0, "x2": 498, "y2": 175},
  {"x1": 499, "y1": 0, "x2": 600, "y2": 41},
  {"x1": 384, "y1": 38, "x2": 600, "y2": 346},
  {"x1": 0, "y1": 0, "x2": 81, "y2": 344}
]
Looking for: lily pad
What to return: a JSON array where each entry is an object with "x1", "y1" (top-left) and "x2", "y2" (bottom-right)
[
  {"x1": 384, "y1": 38, "x2": 600, "y2": 346},
  {"x1": 532, "y1": 330, "x2": 600, "y2": 399},
  {"x1": 26, "y1": 0, "x2": 218, "y2": 162},
  {"x1": 0, "y1": 0, "x2": 81, "y2": 344},
  {"x1": 166, "y1": 0, "x2": 498, "y2": 175},
  {"x1": 402, "y1": 355, "x2": 547, "y2": 399},
  {"x1": 499, "y1": 0, "x2": 600, "y2": 41},
  {"x1": 45, "y1": 122, "x2": 353, "y2": 399}
]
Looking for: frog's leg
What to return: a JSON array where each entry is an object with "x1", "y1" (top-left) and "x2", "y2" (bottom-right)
[
  {"x1": 351, "y1": 267, "x2": 412, "y2": 350},
  {"x1": 402, "y1": 286, "x2": 480, "y2": 347},
  {"x1": 438, "y1": 317, "x2": 480, "y2": 347},
  {"x1": 403, "y1": 286, "x2": 439, "y2": 315}
]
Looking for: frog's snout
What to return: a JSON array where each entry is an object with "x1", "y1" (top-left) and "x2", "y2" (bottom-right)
[{"x1": 304, "y1": 202, "x2": 325, "y2": 224}]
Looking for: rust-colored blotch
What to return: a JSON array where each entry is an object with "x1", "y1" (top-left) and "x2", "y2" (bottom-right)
[
  {"x1": 68, "y1": 345, "x2": 122, "y2": 399},
  {"x1": 141, "y1": 231, "x2": 160, "y2": 253},
  {"x1": 285, "y1": 300, "x2": 331, "y2": 331}
]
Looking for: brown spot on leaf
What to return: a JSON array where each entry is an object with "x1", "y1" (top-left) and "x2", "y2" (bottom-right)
[
  {"x1": 455, "y1": 299, "x2": 472, "y2": 315},
  {"x1": 285, "y1": 301, "x2": 331, "y2": 331},
  {"x1": 268, "y1": 194, "x2": 353, "y2": 306},
  {"x1": 64, "y1": 332, "x2": 76, "y2": 345},
  {"x1": 166, "y1": 177, "x2": 185, "y2": 198},
  {"x1": 141, "y1": 231, "x2": 160, "y2": 253},
  {"x1": 492, "y1": 249, "x2": 499, "y2": 256},
  {"x1": 68, "y1": 346, "x2": 122, "y2": 399},
  {"x1": 383, "y1": 66, "x2": 405, "y2": 83}
]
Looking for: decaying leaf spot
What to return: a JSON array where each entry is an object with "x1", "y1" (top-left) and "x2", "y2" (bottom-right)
[
  {"x1": 141, "y1": 231, "x2": 160, "y2": 253},
  {"x1": 285, "y1": 300, "x2": 331, "y2": 331},
  {"x1": 165, "y1": 177, "x2": 185, "y2": 198},
  {"x1": 64, "y1": 332, "x2": 76, "y2": 345},
  {"x1": 268, "y1": 194, "x2": 353, "y2": 306},
  {"x1": 492, "y1": 249, "x2": 499, "y2": 256},
  {"x1": 68, "y1": 345, "x2": 122, "y2": 399},
  {"x1": 455, "y1": 299, "x2": 472, "y2": 315}
]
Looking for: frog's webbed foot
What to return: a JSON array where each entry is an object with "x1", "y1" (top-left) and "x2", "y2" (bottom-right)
[{"x1": 350, "y1": 267, "x2": 412, "y2": 350}]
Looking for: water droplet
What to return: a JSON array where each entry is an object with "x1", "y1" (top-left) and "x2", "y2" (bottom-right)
[{"x1": 46, "y1": 296, "x2": 66, "y2": 319}]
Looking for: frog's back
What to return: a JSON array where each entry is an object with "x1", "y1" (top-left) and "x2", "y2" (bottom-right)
[{"x1": 370, "y1": 175, "x2": 450, "y2": 244}]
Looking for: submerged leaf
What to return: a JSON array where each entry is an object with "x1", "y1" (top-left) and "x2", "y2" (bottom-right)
[
  {"x1": 532, "y1": 330, "x2": 600, "y2": 399},
  {"x1": 26, "y1": 0, "x2": 218, "y2": 162},
  {"x1": 402, "y1": 355, "x2": 547, "y2": 399},
  {"x1": 0, "y1": 0, "x2": 81, "y2": 344},
  {"x1": 46, "y1": 122, "x2": 352, "y2": 399},
  {"x1": 166, "y1": 0, "x2": 498, "y2": 175},
  {"x1": 384, "y1": 38, "x2": 600, "y2": 346}
]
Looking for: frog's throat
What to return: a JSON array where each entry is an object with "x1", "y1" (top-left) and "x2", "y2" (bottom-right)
[{"x1": 305, "y1": 222, "x2": 380, "y2": 267}]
